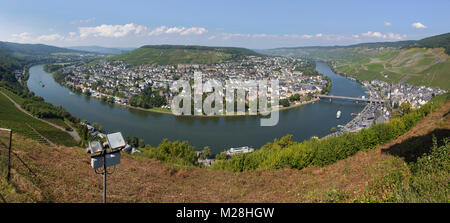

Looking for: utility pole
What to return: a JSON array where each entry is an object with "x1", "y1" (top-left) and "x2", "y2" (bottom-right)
[{"x1": 103, "y1": 151, "x2": 107, "y2": 203}]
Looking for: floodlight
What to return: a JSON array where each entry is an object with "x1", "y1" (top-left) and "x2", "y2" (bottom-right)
[
  {"x1": 105, "y1": 151, "x2": 121, "y2": 167},
  {"x1": 106, "y1": 132, "x2": 126, "y2": 151},
  {"x1": 90, "y1": 151, "x2": 121, "y2": 169},
  {"x1": 89, "y1": 141, "x2": 103, "y2": 154}
]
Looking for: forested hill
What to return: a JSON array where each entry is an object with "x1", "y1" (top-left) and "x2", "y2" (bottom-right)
[
  {"x1": 409, "y1": 32, "x2": 450, "y2": 54},
  {"x1": 106, "y1": 45, "x2": 261, "y2": 65},
  {"x1": 0, "y1": 41, "x2": 85, "y2": 57}
]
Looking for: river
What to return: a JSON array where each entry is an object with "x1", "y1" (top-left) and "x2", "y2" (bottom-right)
[{"x1": 27, "y1": 61, "x2": 367, "y2": 154}]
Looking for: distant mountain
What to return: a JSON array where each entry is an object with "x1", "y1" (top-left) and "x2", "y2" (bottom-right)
[
  {"x1": 0, "y1": 41, "x2": 88, "y2": 65},
  {"x1": 0, "y1": 41, "x2": 81, "y2": 57},
  {"x1": 66, "y1": 46, "x2": 133, "y2": 55},
  {"x1": 106, "y1": 45, "x2": 261, "y2": 65}
]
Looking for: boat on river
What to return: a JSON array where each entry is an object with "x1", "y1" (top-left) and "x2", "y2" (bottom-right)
[
  {"x1": 226, "y1": 146, "x2": 254, "y2": 156},
  {"x1": 336, "y1": 110, "x2": 341, "y2": 119}
]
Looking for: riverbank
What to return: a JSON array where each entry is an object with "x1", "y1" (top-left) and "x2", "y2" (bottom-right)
[{"x1": 67, "y1": 84, "x2": 322, "y2": 118}]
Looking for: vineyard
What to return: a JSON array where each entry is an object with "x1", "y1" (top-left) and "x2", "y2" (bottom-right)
[{"x1": 0, "y1": 92, "x2": 75, "y2": 147}]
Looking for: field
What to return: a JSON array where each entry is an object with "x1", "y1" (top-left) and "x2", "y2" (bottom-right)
[{"x1": 0, "y1": 92, "x2": 77, "y2": 147}]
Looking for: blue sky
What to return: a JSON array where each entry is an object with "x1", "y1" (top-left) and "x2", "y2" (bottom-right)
[{"x1": 0, "y1": 0, "x2": 448, "y2": 49}]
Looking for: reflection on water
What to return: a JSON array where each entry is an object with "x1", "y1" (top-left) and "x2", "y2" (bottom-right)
[{"x1": 27, "y1": 61, "x2": 367, "y2": 154}]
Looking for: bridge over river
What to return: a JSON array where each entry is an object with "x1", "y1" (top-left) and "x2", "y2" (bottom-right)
[{"x1": 317, "y1": 94, "x2": 385, "y2": 103}]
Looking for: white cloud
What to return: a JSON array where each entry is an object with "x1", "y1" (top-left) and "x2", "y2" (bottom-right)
[
  {"x1": 411, "y1": 22, "x2": 427, "y2": 29},
  {"x1": 386, "y1": 32, "x2": 407, "y2": 40},
  {"x1": 79, "y1": 23, "x2": 148, "y2": 38},
  {"x1": 9, "y1": 32, "x2": 66, "y2": 43},
  {"x1": 181, "y1": 27, "x2": 207, "y2": 35},
  {"x1": 362, "y1": 31, "x2": 383, "y2": 38},
  {"x1": 148, "y1": 26, "x2": 168, "y2": 36},
  {"x1": 384, "y1": 21, "x2": 392, "y2": 27},
  {"x1": 360, "y1": 31, "x2": 406, "y2": 40},
  {"x1": 10, "y1": 32, "x2": 32, "y2": 42},
  {"x1": 147, "y1": 26, "x2": 208, "y2": 36}
]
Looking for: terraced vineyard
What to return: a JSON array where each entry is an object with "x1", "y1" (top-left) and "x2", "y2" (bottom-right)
[
  {"x1": 333, "y1": 47, "x2": 450, "y2": 89},
  {"x1": 0, "y1": 92, "x2": 75, "y2": 147}
]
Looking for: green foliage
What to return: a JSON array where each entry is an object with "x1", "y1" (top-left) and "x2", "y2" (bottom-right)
[
  {"x1": 140, "y1": 138, "x2": 197, "y2": 166},
  {"x1": 200, "y1": 146, "x2": 212, "y2": 160},
  {"x1": 358, "y1": 136, "x2": 449, "y2": 202},
  {"x1": 22, "y1": 97, "x2": 70, "y2": 119},
  {"x1": 129, "y1": 87, "x2": 167, "y2": 109},
  {"x1": 279, "y1": 99, "x2": 290, "y2": 107},
  {"x1": 215, "y1": 152, "x2": 228, "y2": 160},
  {"x1": 107, "y1": 45, "x2": 261, "y2": 65},
  {"x1": 0, "y1": 92, "x2": 77, "y2": 147},
  {"x1": 211, "y1": 93, "x2": 449, "y2": 172},
  {"x1": 409, "y1": 32, "x2": 450, "y2": 54},
  {"x1": 293, "y1": 60, "x2": 320, "y2": 76}
]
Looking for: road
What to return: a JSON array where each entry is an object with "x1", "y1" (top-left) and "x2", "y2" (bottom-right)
[
  {"x1": 0, "y1": 90, "x2": 81, "y2": 142},
  {"x1": 317, "y1": 94, "x2": 385, "y2": 103}
]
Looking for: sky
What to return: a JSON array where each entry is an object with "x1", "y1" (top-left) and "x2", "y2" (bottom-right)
[{"x1": 0, "y1": 0, "x2": 449, "y2": 49}]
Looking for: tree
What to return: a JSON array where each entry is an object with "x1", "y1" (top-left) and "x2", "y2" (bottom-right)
[
  {"x1": 200, "y1": 146, "x2": 212, "y2": 160},
  {"x1": 92, "y1": 122, "x2": 102, "y2": 132},
  {"x1": 399, "y1": 102, "x2": 412, "y2": 115},
  {"x1": 139, "y1": 139, "x2": 145, "y2": 148},
  {"x1": 131, "y1": 136, "x2": 139, "y2": 148},
  {"x1": 215, "y1": 152, "x2": 228, "y2": 160},
  {"x1": 289, "y1": 93, "x2": 300, "y2": 102},
  {"x1": 279, "y1": 99, "x2": 290, "y2": 107}
]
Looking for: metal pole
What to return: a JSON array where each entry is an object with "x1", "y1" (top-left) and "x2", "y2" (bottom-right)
[
  {"x1": 7, "y1": 130, "x2": 12, "y2": 182},
  {"x1": 103, "y1": 152, "x2": 106, "y2": 203}
]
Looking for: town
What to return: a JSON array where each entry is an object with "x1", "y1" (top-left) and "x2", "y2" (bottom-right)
[
  {"x1": 327, "y1": 79, "x2": 446, "y2": 138},
  {"x1": 57, "y1": 56, "x2": 330, "y2": 113}
]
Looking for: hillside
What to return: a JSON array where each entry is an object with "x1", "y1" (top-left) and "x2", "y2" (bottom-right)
[
  {"x1": 410, "y1": 32, "x2": 450, "y2": 54},
  {"x1": 0, "y1": 89, "x2": 77, "y2": 147},
  {"x1": 106, "y1": 45, "x2": 261, "y2": 65},
  {"x1": 261, "y1": 33, "x2": 450, "y2": 89},
  {"x1": 333, "y1": 47, "x2": 450, "y2": 89},
  {"x1": 0, "y1": 41, "x2": 87, "y2": 62},
  {"x1": 1, "y1": 97, "x2": 448, "y2": 202}
]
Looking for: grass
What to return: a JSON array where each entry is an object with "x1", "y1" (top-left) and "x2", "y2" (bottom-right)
[{"x1": 0, "y1": 92, "x2": 76, "y2": 147}]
